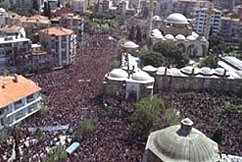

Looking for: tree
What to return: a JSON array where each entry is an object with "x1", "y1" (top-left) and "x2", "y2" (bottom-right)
[
  {"x1": 76, "y1": 119, "x2": 96, "y2": 138},
  {"x1": 129, "y1": 96, "x2": 166, "y2": 140},
  {"x1": 46, "y1": 146, "x2": 68, "y2": 162},
  {"x1": 199, "y1": 55, "x2": 218, "y2": 68},
  {"x1": 128, "y1": 26, "x2": 135, "y2": 41},
  {"x1": 43, "y1": 1, "x2": 51, "y2": 18},
  {"x1": 141, "y1": 42, "x2": 189, "y2": 68},
  {"x1": 136, "y1": 25, "x2": 142, "y2": 43}
]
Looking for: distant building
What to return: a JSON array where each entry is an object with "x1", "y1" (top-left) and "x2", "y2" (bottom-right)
[
  {"x1": 172, "y1": 0, "x2": 211, "y2": 17},
  {"x1": 0, "y1": 8, "x2": 8, "y2": 28},
  {"x1": 214, "y1": 0, "x2": 241, "y2": 10},
  {"x1": 0, "y1": 26, "x2": 32, "y2": 73},
  {"x1": 151, "y1": 13, "x2": 209, "y2": 57},
  {"x1": 70, "y1": 0, "x2": 87, "y2": 14},
  {"x1": 220, "y1": 17, "x2": 242, "y2": 43},
  {"x1": 39, "y1": 27, "x2": 77, "y2": 67},
  {"x1": 194, "y1": 8, "x2": 222, "y2": 38},
  {"x1": 0, "y1": 75, "x2": 42, "y2": 136}
]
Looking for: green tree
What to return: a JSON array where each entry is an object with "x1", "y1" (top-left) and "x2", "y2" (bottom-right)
[
  {"x1": 129, "y1": 96, "x2": 166, "y2": 140},
  {"x1": 128, "y1": 26, "x2": 135, "y2": 41},
  {"x1": 199, "y1": 55, "x2": 218, "y2": 68},
  {"x1": 136, "y1": 25, "x2": 142, "y2": 43},
  {"x1": 77, "y1": 119, "x2": 96, "y2": 138},
  {"x1": 141, "y1": 42, "x2": 189, "y2": 68},
  {"x1": 46, "y1": 146, "x2": 68, "y2": 162}
]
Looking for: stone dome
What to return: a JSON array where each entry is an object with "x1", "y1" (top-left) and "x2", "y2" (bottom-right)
[
  {"x1": 156, "y1": 67, "x2": 167, "y2": 75},
  {"x1": 165, "y1": 13, "x2": 189, "y2": 25},
  {"x1": 175, "y1": 34, "x2": 186, "y2": 40},
  {"x1": 151, "y1": 29, "x2": 164, "y2": 39},
  {"x1": 146, "y1": 118, "x2": 221, "y2": 162},
  {"x1": 180, "y1": 66, "x2": 194, "y2": 75},
  {"x1": 187, "y1": 35, "x2": 197, "y2": 41},
  {"x1": 108, "y1": 68, "x2": 128, "y2": 81},
  {"x1": 199, "y1": 67, "x2": 213, "y2": 75},
  {"x1": 214, "y1": 68, "x2": 228, "y2": 77},
  {"x1": 143, "y1": 65, "x2": 158, "y2": 72},
  {"x1": 121, "y1": 41, "x2": 139, "y2": 49},
  {"x1": 131, "y1": 71, "x2": 154, "y2": 83},
  {"x1": 165, "y1": 34, "x2": 175, "y2": 40}
]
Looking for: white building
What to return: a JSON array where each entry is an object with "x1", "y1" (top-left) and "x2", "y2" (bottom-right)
[
  {"x1": 0, "y1": 75, "x2": 42, "y2": 136},
  {"x1": 194, "y1": 8, "x2": 222, "y2": 38},
  {"x1": 39, "y1": 27, "x2": 77, "y2": 67},
  {"x1": 0, "y1": 8, "x2": 8, "y2": 28}
]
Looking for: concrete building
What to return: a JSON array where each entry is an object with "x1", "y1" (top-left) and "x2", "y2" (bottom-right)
[
  {"x1": 219, "y1": 17, "x2": 242, "y2": 43},
  {"x1": 39, "y1": 27, "x2": 77, "y2": 67},
  {"x1": 0, "y1": 75, "x2": 42, "y2": 136},
  {"x1": 70, "y1": 0, "x2": 87, "y2": 14},
  {"x1": 0, "y1": 26, "x2": 32, "y2": 73},
  {"x1": 0, "y1": 8, "x2": 8, "y2": 28},
  {"x1": 150, "y1": 13, "x2": 209, "y2": 57},
  {"x1": 194, "y1": 8, "x2": 222, "y2": 38},
  {"x1": 172, "y1": 0, "x2": 211, "y2": 17}
]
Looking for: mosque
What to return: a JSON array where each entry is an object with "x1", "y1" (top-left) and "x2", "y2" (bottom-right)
[
  {"x1": 150, "y1": 13, "x2": 209, "y2": 58},
  {"x1": 143, "y1": 118, "x2": 240, "y2": 162}
]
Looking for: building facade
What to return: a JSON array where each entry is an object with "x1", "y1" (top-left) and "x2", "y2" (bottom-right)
[
  {"x1": 0, "y1": 75, "x2": 42, "y2": 136},
  {"x1": 151, "y1": 13, "x2": 209, "y2": 58},
  {"x1": 194, "y1": 8, "x2": 222, "y2": 38},
  {"x1": 39, "y1": 27, "x2": 77, "y2": 67}
]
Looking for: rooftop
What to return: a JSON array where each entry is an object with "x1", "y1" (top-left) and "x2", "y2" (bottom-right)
[
  {"x1": 40, "y1": 27, "x2": 74, "y2": 36},
  {"x1": 0, "y1": 75, "x2": 41, "y2": 108}
]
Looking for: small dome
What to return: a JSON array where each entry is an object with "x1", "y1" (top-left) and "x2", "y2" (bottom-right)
[
  {"x1": 165, "y1": 34, "x2": 175, "y2": 40},
  {"x1": 175, "y1": 34, "x2": 186, "y2": 40},
  {"x1": 153, "y1": 15, "x2": 161, "y2": 21},
  {"x1": 131, "y1": 71, "x2": 154, "y2": 82},
  {"x1": 151, "y1": 29, "x2": 164, "y2": 39},
  {"x1": 146, "y1": 118, "x2": 221, "y2": 162},
  {"x1": 180, "y1": 66, "x2": 194, "y2": 75},
  {"x1": 121, "y1": 41, "x2": 139, "y2": 49},
  {"x1": 199, "y1": 67, "x2": 212, "y2": 75},
  {"x1": 165, "y1": 13, "x2": 189, "y2": 25},
  {"x1": 143, "y1": 65, "x2": 158, "y2": 72},
  {"x1": 108, "y1": 68, "x2": 128, "y2": 80},
  {"x1": 0, "y1": 8, "x2": 6, "y2": 13},
  {"x1": 187, "y1": 35, "x2": 197, "y2": 41},
  {"x1": 156, "y1": 67, "x2": 167, "y2": 75}
]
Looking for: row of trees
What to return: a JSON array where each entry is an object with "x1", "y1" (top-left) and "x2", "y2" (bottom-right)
[{"x1": 140, "y1": 42, "x2": 189, "y2": 68}]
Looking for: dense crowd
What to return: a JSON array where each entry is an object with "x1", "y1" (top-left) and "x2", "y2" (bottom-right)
[
  {"x1": 163, "y1": 92, "x2": 242, "y2": 156},
  {"x1": 0, "y1": 31, "x2": 241, "y2": 162}
]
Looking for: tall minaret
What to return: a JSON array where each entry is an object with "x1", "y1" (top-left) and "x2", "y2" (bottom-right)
[{"x1": 148, "y1": 0, "x2": 154, "y2": 33}]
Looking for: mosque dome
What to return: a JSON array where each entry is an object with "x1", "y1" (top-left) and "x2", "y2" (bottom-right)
[
  {"x1": 187, "y1": 35, "x2": 197, "y2": 41},
  {"x1": 153, "y1": 15, "x2": 161, "y2": 21},
  {"x1": 0, "y1": 8, "x2": 6, "y2": 13},
  {"x1": 121, "y1": 41, "x2": 139, "y2": 49},
  {"x1": 199, "y1": 67, "x2": 212, "y2": 75},
  {"x1": 131, "y1": 71, "x2": 154, "y2": 82},
  {"x1": 142, "y1": 65, "x2": 158, "y2": 73},
  {"x1": 180, "y1": 66, "x2": 194, "y2": 75},
  {"x1": 146, "y1": 118, "x2": 221, "y2": 162},
  {"x1": 175, "y1": 34, "x2": 186, "y2": 40},
  {"x1": 156, "y1": 67, "x2": 167, "y2": 75},
  {"x1": 165, "y1": 13, "x2": 189, "y2": 25},
  {"x1": 151, "y1": 29, "x2": 164, "y2": 39},
  {"x1": 108, "y1": 68, "x2": 128, "y2": 81},
  {"x1": 165, "y1": 34, "x2": 175, "y2": 40}
]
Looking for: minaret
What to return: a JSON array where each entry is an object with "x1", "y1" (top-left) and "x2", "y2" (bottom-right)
[{"x1": 148, "y1": 0, "x2": 154, "y2": 34}]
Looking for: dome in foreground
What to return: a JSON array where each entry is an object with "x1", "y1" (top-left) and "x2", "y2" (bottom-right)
[
  {"x1": 165, "y1": 13, "x2": 189, "y2": 25},
  {"x1": 107, "y1": 68, "x2": 128, "y2": 81},
  {"x1": 121, "y1": 41, "x2": 139, "y2": 49},
  {"x1": 145, "y1": 118, "x2": 222, "y2": 162},
  {"x1": 132, "y1": 71, "x2": 154, "y2": 83}
]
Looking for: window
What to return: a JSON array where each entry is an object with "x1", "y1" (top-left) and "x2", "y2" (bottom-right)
[
  {"x1": 14, "y1": 100, "x2": 22, "y2": 109},
  {"x1": 27, "y1": 94, "x2": 34, "y2": 103}
]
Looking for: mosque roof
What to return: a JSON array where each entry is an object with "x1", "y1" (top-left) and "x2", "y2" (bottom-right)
[
  {"x1": 165, "y1": 34, "x2": 175, "y2": 40},
  {"x1": 107, "y1": 68, "x2": 128, "y2": 81},
  {"x1": 142, "y1": 65, "x2": 158, "y2": 72},
  {"x1": 121, "y1": 41, "x2": 139, "y2": 49},
  {"x1": 175, "y1": 34, "x2": 186, "y2": 40},
  {"x1": 165, "y1": 13, "x2": 189, "y2": 25},
  {"x1": 131, "y1": 71, "x2": 154, "y2": 83},
  {"x1": 146, "y1": 118, "x2": 222, "y2": 162}
]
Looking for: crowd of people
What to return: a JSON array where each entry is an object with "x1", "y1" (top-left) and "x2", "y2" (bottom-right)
[
  {"x1": 163, "y1": 92, "x2": 242, "y2": 156},
  {"x1": 0, "y1": 30, "x2": 241, "y2": 161}
]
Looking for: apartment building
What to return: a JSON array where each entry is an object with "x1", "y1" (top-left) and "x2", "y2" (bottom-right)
[
  {"x1": 0, "y1": 75, "x2": 42, "y2": 136},
  {"x1": 39, "y1": 27, "x2": 77, "y2": 67}
]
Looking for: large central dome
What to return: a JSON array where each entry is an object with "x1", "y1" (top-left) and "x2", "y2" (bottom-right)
[
  {"x1": 165, "y1": 13, "x2": 189, "y2": 25},
  {"x1": 145, "y1": 118, "x2": 222, "y2": 162}
]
